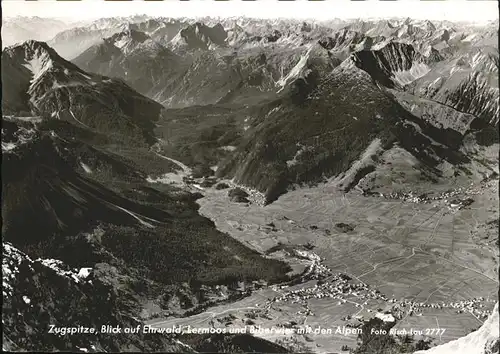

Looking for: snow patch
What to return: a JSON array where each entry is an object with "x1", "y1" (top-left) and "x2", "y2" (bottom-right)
[
  {"x1": 36, "y1": 258, "x2": 92, "y2": 284},
  {"x1": 3, "y1": 243, "x2": 94, "y2": 299},
  {"x1": 431, "y1": 77, "x2": 443, "y2": 86},
  {"x1": 462, "y1": 33, "x2": 478, "y2": 42},
  {"x1": 450, "y1": 66, "x2": 462, "y2": 76},
  {"x1": 332, "y1": 138, "x2": 382, "y2": 189},
  {"x1": 52, "y1": 80, "x2": 88, "y2": 89},
  {"x1": 471, "y1": 51, "x2": 483, "y2": 69},
  {"x1": 146, "y1": 173, "x2": 184, "y2": 186},
  {"x1": 1, "y1": 142, "x2": 17, "y2": 152},
  {"x1": 1, "y1": 125, "x2": 37, "y2": 153},
  {"x1": 78, "y1": 72, "x2": 93, "y2": 81},
  {"x1": 286, "y1": 143, "x2": 313, "y2": 167},
  {"x1": 266, "y1": 106, "x2": 281, "y2": 117},
  {"x1": 375, "y1": 313, "x2": 395, "y2": 322},
  {"x1": 114, "y1": 37, "x2": 130, "y2": 49},
  {"x1": 392, "y1": 62, "x2": 430, "y2": 86},
  {"x1": 277, "y1": 46, "x2": 314, "y2": 91},
  {"x1": 77, "y1": 268, "x2": 92, "y2": 279},
  {"x1": 22, "y1": 54, "x2": 53, "y2": 83},
  {"x1": 80, "y1": 162, "x2": 92, "y2": 174},
  {"x1": 3, "y1": 243, "x2": 33, "y2": 297},
  {"x1": 69, "y1": 109, "x2": 91, "y2": 129},
  {"x1": 112, "y1": 205, "x2": 156, "y2": 228}
]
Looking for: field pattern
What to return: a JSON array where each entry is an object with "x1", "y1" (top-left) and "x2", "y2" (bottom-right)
[{"x1": 189, "y1": 177, "x2": 498, "y2": 351}]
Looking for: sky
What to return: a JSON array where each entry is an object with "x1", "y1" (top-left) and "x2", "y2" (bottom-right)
[{"x1": 2, "y1": 0, "x2": 499, "y2": 23}]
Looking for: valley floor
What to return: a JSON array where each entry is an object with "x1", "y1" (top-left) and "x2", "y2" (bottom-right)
[{"x1": 145, "y1": 156, "x2": 499, "y2": 353}]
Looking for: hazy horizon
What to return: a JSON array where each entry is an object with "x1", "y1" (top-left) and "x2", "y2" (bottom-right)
[{"x1": 2, "y1": 0, "x2": 499, "y2": 23}]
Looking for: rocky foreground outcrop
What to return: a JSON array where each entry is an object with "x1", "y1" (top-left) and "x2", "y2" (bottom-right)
[{"x1": 415, "y1": 303, "x2": 499, "y2": 354}]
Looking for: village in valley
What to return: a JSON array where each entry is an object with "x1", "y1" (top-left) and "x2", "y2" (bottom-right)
[{"x1": 255, "y1": 250, "x2": 495, "y2": 326}]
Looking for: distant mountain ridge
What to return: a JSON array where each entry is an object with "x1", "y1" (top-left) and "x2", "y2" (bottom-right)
[
  {"x1": 39, "y1": 16, "x2": 497, "y2": 125},
  {"x1": 214, "y1": 57, "x2": 493, "y2": 202},
  {"x1": 1, "y1": 16, "x2": 76, "y2": 48}
]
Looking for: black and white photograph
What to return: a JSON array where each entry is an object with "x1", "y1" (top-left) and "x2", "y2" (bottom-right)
[{"x1": 1, "y1": 0, "x2": 499, "y2": 353}]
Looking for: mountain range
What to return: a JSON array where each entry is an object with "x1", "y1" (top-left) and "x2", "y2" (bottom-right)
[{"x1": 2, "y1": 15, "x2": 498, "y2": 353}]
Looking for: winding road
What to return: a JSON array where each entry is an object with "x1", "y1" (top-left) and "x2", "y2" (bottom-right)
[{"x1": 155, "y1": 152, "x2": 192, "y2": 175}]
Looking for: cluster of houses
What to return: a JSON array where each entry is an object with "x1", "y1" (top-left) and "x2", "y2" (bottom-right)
[
  {"x1": 264, "y1": 264, "x2": 493, "y2": 324},
  {"x1": 283, "y1": 249, "x2": 334, "y2": 282},
  {"x1": 368, "y1": 188, "x2": 480, "y2": 215},
  {"x1": 267, "y1": 272, "x2": 388, "y2": 310},
  {"x1": 222, "y1": 180, "x2": 267, "y2": 206},
  {"x1": 375, "y1": 179, "x2": 496, "y2": 213},
  {"x1": 390, "y1": 297, "x2": 492, "y2": 319},
  {"x1": 379, "y1": 191, "x2": 432, "y2": 204},
  {"x1": 242, "y1": 242, "x2": 496, "y2": 329}
]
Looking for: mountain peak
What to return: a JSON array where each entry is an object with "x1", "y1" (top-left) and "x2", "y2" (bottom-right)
[
  {"x1": 172, "y1": 21, "x2": 227, "y2": 50},
  {"x1": 22, "y1": 39, "x2": 49, "y2": 48},
  {"x1": 212, "y1": 23, "x2": 225, "y2": 31},
  {"x1": 424, "y1": 20, "x2": 437, "y2": 31},
  {"x1": 4, "y1": 40, "x2": 80, "y2": 72},
  {"x1": 15, "y1": 40, "x2": 54, "y2": 58},
  {"x1": 3, "y1": 41, "x2": 67, "y2": 82},
  {"x1": 104, "y1": 29, "x2": 150, "y2": 53},
  {"x1": 108, "y1": 29, "x2": 149, "y2": 44}
]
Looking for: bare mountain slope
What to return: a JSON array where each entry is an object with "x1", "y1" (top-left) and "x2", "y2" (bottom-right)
[
  {"x1": 215, "y1": 59, "x2": 482, "y2": 203},
  {"x1": 408, "y1": 46, "x2": 499, "y2": 125},
  {"x1": 2, "y1": 40, "x2": 165, "y2": 145},
  {"x1": 74, "y1": 30, "x2": 338, "y2": 107},
  {"x1": 350, "y1": 41, "x2": 430, "y2": 88},
  {"x1": 73, "y1": 30, "x2": 184, "y2": 98}
]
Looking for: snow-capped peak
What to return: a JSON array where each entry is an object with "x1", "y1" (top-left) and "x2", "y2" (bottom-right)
[{"x1": 106, "y1": 29, "x2": 150, "y2": 53}]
